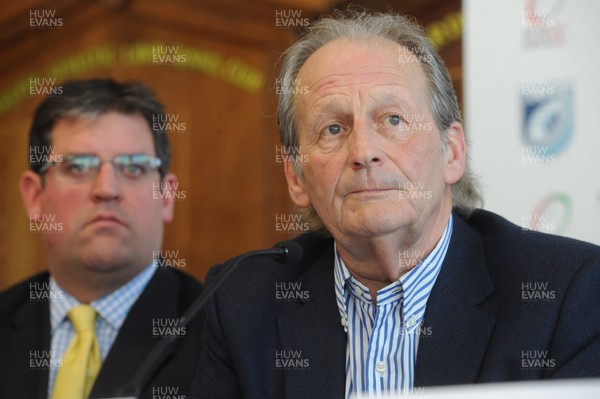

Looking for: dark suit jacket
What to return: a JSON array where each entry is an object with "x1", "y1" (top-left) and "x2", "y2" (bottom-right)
[
  {"x1": 189, "y1": 209, "x2": 600, "y2": 399},
  {"x1": 0, "y1": 267, "x2": 205, "y2": 399}
]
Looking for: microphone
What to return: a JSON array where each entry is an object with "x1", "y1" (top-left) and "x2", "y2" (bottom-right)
[
  {"x1": 272, "y1": 240, "x2": 303, "y2": 265},
  {"x1": 111, "y1": 240, "x2": 303, "y2": 398}
]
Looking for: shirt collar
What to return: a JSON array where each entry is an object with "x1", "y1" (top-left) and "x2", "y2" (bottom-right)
[
  {"x1": 334, "y1": 214, "x2": 453, "y2": 320},
  {"x1": 50, "y1": 264, "x2": 156, "y2": 332}
]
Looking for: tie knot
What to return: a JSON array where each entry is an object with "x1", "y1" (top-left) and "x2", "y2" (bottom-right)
[{"x1": 68, "y1": 304, "x2": 96, "y2": 334}]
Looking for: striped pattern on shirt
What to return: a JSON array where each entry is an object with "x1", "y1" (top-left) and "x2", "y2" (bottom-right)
[
  {"x1": 48, "y1": 264, "x2": 156, "y2": 397},
  {"x1": 334, "y1": 215, "x2": 453, "y2": 398}
]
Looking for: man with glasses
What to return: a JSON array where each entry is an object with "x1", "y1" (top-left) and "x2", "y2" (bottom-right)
[{"x1": 0, "y1": 78, "x2": 205, "y2": 398}]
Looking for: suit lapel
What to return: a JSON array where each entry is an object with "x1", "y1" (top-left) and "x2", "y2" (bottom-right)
[
  {"x1": 10, "y1": 274, "x2": 52, "y2": 399},
  {"x1": 277, "y1": 247, "x2": 347, "y2": 399},
  {"x1": 275, "y1": 213, "x2": 497, "y2": 394},
  {"x1": 414, "y1": 213, "x2": 496, "y2": 386},
  {"x1": 90, "y1": 268, "x2": 181, "y2": 398}
]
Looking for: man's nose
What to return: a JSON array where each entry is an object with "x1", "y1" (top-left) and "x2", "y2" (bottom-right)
[
  {"x1": 347, "y1": 119, "x2": 383, "y2": 170},
  {"x1": 90, "y1": 162, "x2": 122, "y2": 201}
]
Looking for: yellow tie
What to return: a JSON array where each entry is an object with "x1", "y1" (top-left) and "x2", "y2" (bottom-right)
[{"x1": 52, "y1": 304, "x2": 101, "y2": 399}]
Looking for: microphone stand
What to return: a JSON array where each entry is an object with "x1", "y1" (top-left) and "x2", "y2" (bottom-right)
[{"x1": 111, "y1": 242, "x2": 299, "y2": 398}]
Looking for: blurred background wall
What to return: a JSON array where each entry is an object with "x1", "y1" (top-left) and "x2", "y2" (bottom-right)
[
  {"x1": 0, "y1": 0, "x2": 466, "y2": 289},
  {"x1": 465, "y1": 0, "x2": 600, "y2": 245}
]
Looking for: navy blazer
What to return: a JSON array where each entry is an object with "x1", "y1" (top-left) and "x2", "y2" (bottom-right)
[
  {"x1": 0, "y1": 267, "x2": 205, "y2": 399},
  {"x1": 189, "y1": 209, "x2": 600, "y2": 399}
]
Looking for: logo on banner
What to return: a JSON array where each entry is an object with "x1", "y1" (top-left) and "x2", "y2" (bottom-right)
[
  {"x1": 521, "y1": 0, "x2": 567, "y2": 49},
  {"x1": 522, "y1": 81, "x2": 573, "y2": 159},
  {"x1": 523, "y1": 192, "x2": 572, "y2": 234}
]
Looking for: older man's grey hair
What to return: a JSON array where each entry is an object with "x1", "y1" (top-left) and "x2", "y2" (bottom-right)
[{"x1": 277, "y1": 9, "x2": 482, "y2": 234}]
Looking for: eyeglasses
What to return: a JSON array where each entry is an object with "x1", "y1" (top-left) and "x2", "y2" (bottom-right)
[{"x1": 39, "y1": 154, "x2": 162, "y2": 181}]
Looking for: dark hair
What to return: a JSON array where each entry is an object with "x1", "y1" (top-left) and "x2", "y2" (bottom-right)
[{"x1": 29, "y1": 78, "x2": 170, "y2": 177}]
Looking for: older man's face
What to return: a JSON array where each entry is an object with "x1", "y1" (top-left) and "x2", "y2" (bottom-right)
[{"x1": 285, "y1": 37, "x2": 465, "y2": 240}]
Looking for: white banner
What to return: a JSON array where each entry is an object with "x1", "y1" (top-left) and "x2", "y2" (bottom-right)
[{"x1": 464, "y1": 0, "x2": 600, "y2": 244}]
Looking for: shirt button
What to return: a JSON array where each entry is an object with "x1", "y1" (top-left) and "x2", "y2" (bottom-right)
[
  {"x1": 407, "y1": 316, "x2": 417, "y2": 328},
  {"x1": 341, "y1": 317, "x2": 347, "y2": 327},
  {"x1": 376, "y1": 361, "x2": 386, "y2": 373}
]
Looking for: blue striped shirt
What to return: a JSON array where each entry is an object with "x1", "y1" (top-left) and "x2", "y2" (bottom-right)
[
  {"x1": 47, "y1": 264, "x2": 155, "y2": 398},
  {"x1": 334, "y1": 215, "x2": 453, "y2": 397}
]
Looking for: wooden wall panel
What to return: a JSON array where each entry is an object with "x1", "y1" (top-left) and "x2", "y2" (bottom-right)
[
  {"x1": 0, "y1": 0, "x2": 455, "y2": 290},
  {"x1": 0, "y1": 0, "x2": 320, "y2": 289}
]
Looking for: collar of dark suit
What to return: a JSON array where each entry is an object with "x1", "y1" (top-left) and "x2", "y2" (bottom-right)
[
  {"x1": 3, "y1": 272, "x2": 52, "y2": 399},
  {"x1": 413, "y1": 210, "x2": 496, "y2": 386},
  {"x1": 90, "y1": 267, "x2": 183, "y2": 398},
  {"x1": 279, "y1": 210, "x2": 497, "y2": 392},
  {"x1": 291, "y1": 211, "x2": 495, "y2": 306},
  {"x1": 437, "y1": 211, "x2": 496, "y2": 305}
]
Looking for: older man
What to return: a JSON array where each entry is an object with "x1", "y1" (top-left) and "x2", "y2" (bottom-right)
[
  {"x1": 189, "y1": 10, "x2": 600, "y2": 399},
  {"x1": 0, "y1": 79, "x2": 204, "y2": 399}
]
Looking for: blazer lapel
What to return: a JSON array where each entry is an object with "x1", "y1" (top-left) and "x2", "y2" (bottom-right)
[
  {"x1": 90, "y1": 268, "x2": 181, "y2": 398},
  {"x1": 275, "y1": 214, "x2": 496, "y2": 394},
  {"x1": 9, "y1": 274, "x2": 52, "y2": 399},
  {"x1": 277, "y1": 247, "x2": 347, "y2": 399},
  {"x1": 414, "y1": 213, "x2": 496, "y2": 386}
]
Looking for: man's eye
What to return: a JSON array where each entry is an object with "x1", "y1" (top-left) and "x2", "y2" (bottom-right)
[
  {"x1": 386, "y1": 115, "x2": 402, "y2": 126},
  {"x1": 65, "y1": 161, "x2": 91, "y2": 175},
  {"x1": 120, "y1": 163, "x2": 146, "y2": 177},
  {"x1": 325, "y1": 124, "x2": 342, "y2": 135}
]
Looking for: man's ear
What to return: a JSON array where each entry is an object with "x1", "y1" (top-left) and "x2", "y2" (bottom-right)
[
  {"x1": 160, "y1": 173, "x2": 177, "y2": 223},
  {"x1": 443, "y1": 121, "x2": 466, "y2": 185},
  {"x1": 20, "y1": 170, "x2": 44, "y2": 218},
  {"x1": 284, "y1": 161, "x2": 311, "y2": 208}
]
